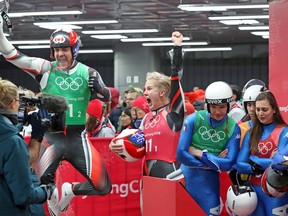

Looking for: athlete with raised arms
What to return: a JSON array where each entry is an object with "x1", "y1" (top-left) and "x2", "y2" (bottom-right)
[{"x1": 0, "y1": 16, "x2": 112, "y2": 216}]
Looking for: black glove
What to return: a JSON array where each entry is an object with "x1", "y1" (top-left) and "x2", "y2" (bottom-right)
[
  {"x1": 88, "y1": 75, "x2": 100, "y2": 92},
  {"x1": 248, "y1": 159, "x2": 265, "y2": 175},
  {"x1": 40, "y1": 173, "x2": 55, "y2": 185},
  {"x1": 40, "y1": 183, "x2": 56, "y2": 200},
  {"x1": 229, "y1": 169, "x2": 243, "y2": 185},
  {"x1": 30, "y1": 108, "x2": 49, "y2": 142}
]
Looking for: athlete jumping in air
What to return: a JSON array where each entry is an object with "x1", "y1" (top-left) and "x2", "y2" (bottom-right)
[{"x1": 0, "y1": 16, "x2": 112, "y2": 216}]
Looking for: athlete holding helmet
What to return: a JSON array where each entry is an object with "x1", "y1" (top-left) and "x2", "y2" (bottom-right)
[
  {"x1": 234, "y1": 90, "x2": 288, "y2": 215},
  {"x1": 0, "y1": 17, "x2": 111, "y2": 216},
  {"x1": 177, "y1": 81, "x2": 240, "y2": 215}
]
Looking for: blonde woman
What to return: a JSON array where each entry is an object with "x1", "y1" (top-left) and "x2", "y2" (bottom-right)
[{"x1": 0, "y1": 79, "x2": 53, "y2": 215}]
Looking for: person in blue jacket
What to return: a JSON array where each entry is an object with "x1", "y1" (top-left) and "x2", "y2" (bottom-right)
[
  {"x1": 177, "y1": 81, "x2": 240, "y2": 216},
  {"x1": 0, "y1": 78, "x2": 54, "y2": 216},
  {"x1": 235, "y1": 90, "x2": 288, "y2": 215}
]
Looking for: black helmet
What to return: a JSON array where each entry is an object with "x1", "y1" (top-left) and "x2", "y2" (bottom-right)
[
  {"x1": 50, "y1": 28, "x2": 80, "y2": 59},
  {"x1": 242, "y1": 79, "x2": 266, "y2": 94}
]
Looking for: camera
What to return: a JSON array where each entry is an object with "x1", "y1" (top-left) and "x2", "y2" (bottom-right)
[{"x1": 18, "y1": 95, "x2": 66, "y2": 132}]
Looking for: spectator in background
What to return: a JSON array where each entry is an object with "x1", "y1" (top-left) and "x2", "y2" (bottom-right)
[
  {"x1": 184, "y1": 91, "x2": 199, "y2": 105},
  {"x1": 126, "y1": 88, "x2": 142, "y2": 107},
  {"x1": 108, "y1": 87, "x2": 120, "y2": 112},
  {"x1": 18, "y1": 87, "x2": 37, "y2": 137},
  {"x1": 194, "y1": 88, "x2": 205, "y2": 101},
  {"x1": 117, "y1": 107, "x2": 133, "y2": 133},
  {"x1": 109, "y1": 87, "x2": 124, "y2": 131},
  {"x1": 122, "y1": 87, "x2": 135, "y2": 108},
  {"x1": 193, "y1": 100, "x2": 205, "y2": 111},
  {"x1": 184, "y1": 99, "x2": 195, "y2": 118},
  {"x1": 130, "y1": 96, "x2": 150, "y2": 129},
  {"x1": 192, "y1": 88, "x2": 206, "y2": 111},
  {"x1": 115, "y1": 88, "x2": 143, "y2": 132},
  {"x1": 85, "y1": 99, "x2": 116, "y2": 137},
  {"x1": 228, "y1": 84, "x2": 246, "y2": 123}
]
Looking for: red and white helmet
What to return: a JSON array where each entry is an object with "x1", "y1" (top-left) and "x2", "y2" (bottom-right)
[
  {"x1": 50, "y1": 28, "x2": 80, "y2": 59},
  {"x1": 226, "y1": 185, "x2": 258, "y2": 216},
  {"x1": 261, "y1": 167, "x2": 287, "y2": 197}
]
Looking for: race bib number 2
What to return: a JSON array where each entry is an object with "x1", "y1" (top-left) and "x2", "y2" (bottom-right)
[{"x1": 68, "y1": 104, "x2": 82, "y2": 118}]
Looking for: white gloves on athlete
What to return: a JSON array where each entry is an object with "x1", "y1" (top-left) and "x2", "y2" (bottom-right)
[{"x1": 0, "y1": 16, "x2": 17, "y2": 57}]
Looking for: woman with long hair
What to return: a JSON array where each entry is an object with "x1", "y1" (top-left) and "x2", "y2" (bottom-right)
[{"x1": 234, "y1": 91, "x2": 288, "y2": 215}]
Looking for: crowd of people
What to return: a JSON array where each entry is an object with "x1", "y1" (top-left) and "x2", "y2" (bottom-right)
[{"x1": 0, "y1": 13, "x2": 288, "y2": 216}]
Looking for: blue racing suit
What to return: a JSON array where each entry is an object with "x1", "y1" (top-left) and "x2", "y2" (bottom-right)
[
  {"x1": 177, "y1": 110, "x2": 240, "y2": 215},
  {"x1": 235, "y1": 123, "x2": 288, "y2": 215}
]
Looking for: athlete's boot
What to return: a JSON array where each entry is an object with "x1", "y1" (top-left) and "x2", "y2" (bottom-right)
[
  {"x1": 47, "y1": 187, "x2": 60, "y2": 216},
  {"x1": 59, "y1": 182, "x2": 75, "y2": 212}
]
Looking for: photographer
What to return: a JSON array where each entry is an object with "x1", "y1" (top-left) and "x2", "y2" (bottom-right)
[
  {"x1": 18, "y1": 87, "x2": 37, "y2": 137},
  {"x1": 0, "y1": 78, "x2": 54, "y2": 216}
]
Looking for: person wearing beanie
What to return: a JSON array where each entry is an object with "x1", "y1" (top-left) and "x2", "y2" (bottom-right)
[
  {"x1": 86, "y1": 99, "x2": 116, "y2": 137},
  {"x1": 108, "y1": 87, "x2": 120, "y2": 112},
  {"x1": 184, "y1": 100, "x2": 195, "y2": 118},
  {"x1": 131, "y1": 96, "x2": 150, "y2": 128}
]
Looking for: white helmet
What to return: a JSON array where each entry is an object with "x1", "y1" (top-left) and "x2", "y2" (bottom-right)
[
  {"x1": 242, "y1": 85, "x2": 264, "y2": 103},
  {"x1": 205, "y1": 81, "x2": 233, "y2": 113},
  {"x1": 226, "y1": 185, "x2": 258, "y2": 216},
  {"x1": 242, "y1": 85, "x2": 265, "y2": 113}
]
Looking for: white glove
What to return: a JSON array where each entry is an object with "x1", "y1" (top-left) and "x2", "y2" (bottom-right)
[
  {"x1": 0, "y1": 16, "x2": 4, "y2": 34},
  {"x1": 0, "y1": 15, "x2": 16, "y2": 57},
  {"x1": 0, "y1": 0, "x2": 10, "y2": 14}
]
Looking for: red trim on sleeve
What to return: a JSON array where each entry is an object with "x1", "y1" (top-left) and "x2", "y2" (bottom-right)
[
  {"x1": 170, "y1": 76, "x2": 179, "y2": 81},
  {"x1": 5, "y1": 51, "x2": 19, "y2": 61},
  {"x1": 169, "y1": 89, "x2": 181, "y2": 112}
]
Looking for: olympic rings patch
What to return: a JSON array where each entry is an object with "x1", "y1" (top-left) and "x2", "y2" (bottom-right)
[
  {"x1": 55, "y1": 77, "x2": 84, "y2": 91},
  {"x1": 198, "y1": 126, "x2": 226, "y2": 143}
]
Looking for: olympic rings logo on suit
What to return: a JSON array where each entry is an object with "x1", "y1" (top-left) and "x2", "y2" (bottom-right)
[
  {"x1": 258, "y1": 141, "x2": 273, "y2": 155},
  {"x1": 144, "y1": 115, "x2": 160, "y2": 129},
  {"x1": 198, "y1": 126, "x2": 226, "y2": 143},
  {"x1": 55, "y1": 77, "x2": 84, "y2": 91}
]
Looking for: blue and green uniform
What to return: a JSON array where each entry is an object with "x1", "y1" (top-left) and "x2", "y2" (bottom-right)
[{"x1": 177, "y1": 110, "x2": 240, "y2": 215}]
